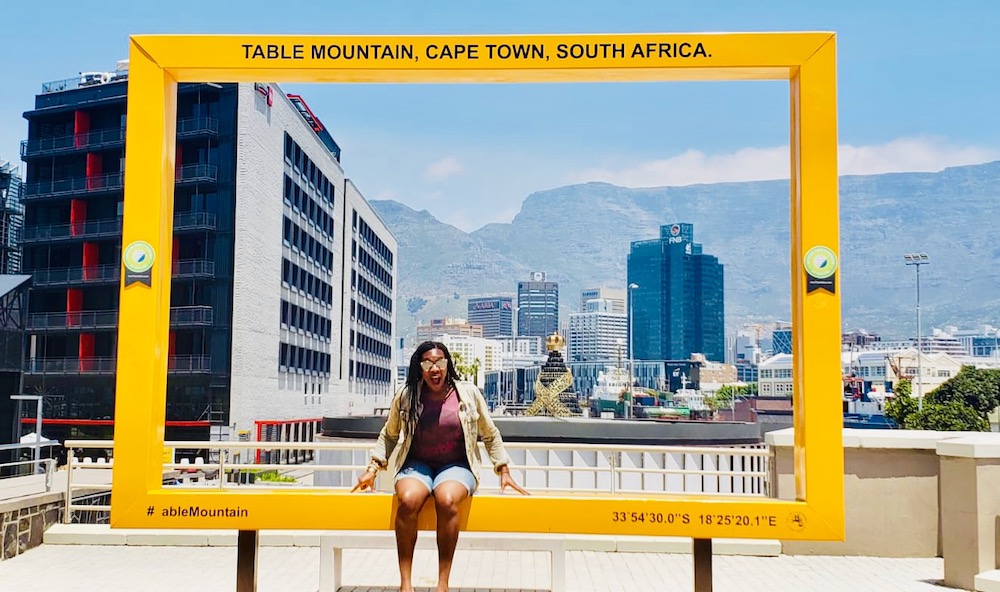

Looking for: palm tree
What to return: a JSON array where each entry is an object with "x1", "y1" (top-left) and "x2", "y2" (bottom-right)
[{"x1": 469, "y1": 357, "x2": 482, "y2": 386}]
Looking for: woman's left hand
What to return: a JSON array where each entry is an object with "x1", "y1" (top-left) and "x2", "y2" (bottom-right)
[{"x1": 499, "y1": 469, "x2": 529, "y2": 495}]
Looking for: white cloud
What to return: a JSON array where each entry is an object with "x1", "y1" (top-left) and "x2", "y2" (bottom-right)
[
  {"x1": 423, "y1": 156, "x2": 464, "y2": 182},
  {"x1": 568, "y1": 137, "x2": 1000, "y2": 188},
  {"x1": 839, "y1": 138, "x2": 1000, "y2": 176}
]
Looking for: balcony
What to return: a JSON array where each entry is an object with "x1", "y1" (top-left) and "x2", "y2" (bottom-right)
[
  {"x1": 172, "y1": 259, "x2": 215, "y2": 280},
  {"x1": 175, "y1": 164, "x2": 218, "y2": 185},
  {"x1": 21, "y1": 212, "x2": 216, "y2": 243},
  {"x1": 20, "y1": 118, "x2": 218, "y2": 159},
  {"x1": 173, "y1": 212, "x2": 217, "y2": 232},
  {"x1": 23, "y1": 172, "x2": 124, "y2": 200},
  {"x1": 169, "y1": 305, "x2": 214, "y2": 326},
  {"x1": 23, "y1": 164, "x2": 218, "y2": 201},
  {"x1": 26, "y1": 306, "x2": 213, "y2": 331},
  {"x1": 176, "y1": 117, "x2": 219, "y2": 138},
  {"x1": 30, "y1": 264, "x2": 119, "y2": 287},
  {"x1": 21, "y1": 218, "x2": 122, "y2": 243},
  {"x1": 29, "y1": 260, "x2": 215, "y2": 287},
  {"x1": 20, "y1": 127, "x2": 126, "y2": 159},
  {"x1": 23, "y1": 355, "x2": 213, "y2": 375}
]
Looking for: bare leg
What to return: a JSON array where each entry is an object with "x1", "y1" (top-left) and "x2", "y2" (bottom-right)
[
  {"x1": 432, "y1": 481, "x2": 469, "y2": 592},
  {"x1": 395, "y1": 478, "x2": 431, "y2": 592}
]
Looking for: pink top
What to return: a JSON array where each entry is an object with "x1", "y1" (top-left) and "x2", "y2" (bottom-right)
[{"x1": 409, "y1": 388, "x2": 466, "y2": 468}]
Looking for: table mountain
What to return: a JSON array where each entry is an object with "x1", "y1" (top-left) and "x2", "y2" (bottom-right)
[{"x1": 372, "y1": 160, "x2": 1000, "y2": 341}]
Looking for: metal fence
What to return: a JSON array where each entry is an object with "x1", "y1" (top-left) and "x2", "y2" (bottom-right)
[
  {"x1": 0, "y1": 442, "x2": 60, "y2": 500},
  {"x1": 62, "y1": 439, "x2": 771, "y2": 523}
]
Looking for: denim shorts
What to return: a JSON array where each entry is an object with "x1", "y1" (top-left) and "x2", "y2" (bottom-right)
[{"x1": 395, "y1": 459, "x2": 477, "y2": 495}]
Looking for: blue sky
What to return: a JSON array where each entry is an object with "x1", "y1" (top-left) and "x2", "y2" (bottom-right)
[{"x1": 2, "y1": 0, "x2": 999, "y2": 231}]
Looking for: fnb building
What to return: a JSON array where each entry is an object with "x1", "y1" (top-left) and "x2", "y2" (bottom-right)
[
  {"x1": 20, "y1": 66, "x2": 397, "y2": 443},
  {"x1": 627, "y1": 223, "x2": 724, "y2": 362}
]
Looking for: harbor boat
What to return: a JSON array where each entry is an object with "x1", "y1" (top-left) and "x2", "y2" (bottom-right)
[{"x1": 589, "y1": 365, "x2": 631, "y2": 418}]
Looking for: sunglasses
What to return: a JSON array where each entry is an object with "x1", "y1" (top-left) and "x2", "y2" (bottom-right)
[{"x1": 420, "y1": 358, "x2": 449, "y2": 371}]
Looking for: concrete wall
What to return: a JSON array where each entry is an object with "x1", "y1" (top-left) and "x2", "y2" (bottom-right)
[
  {"x1": 767, "y1": 428, "x2": 983, "y2": 558},
  {"x1": 937, "y1": 436, "x2": 1000, "y2": 590}
]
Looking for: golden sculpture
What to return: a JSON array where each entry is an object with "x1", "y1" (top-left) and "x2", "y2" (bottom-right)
[{"x1": 527, "y1": 332, "x2": 581, "y2": 417}]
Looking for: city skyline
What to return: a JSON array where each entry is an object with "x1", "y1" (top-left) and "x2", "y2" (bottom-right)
[{"x1": 0, "y1": 1, "x2": 999, "y2": 232}]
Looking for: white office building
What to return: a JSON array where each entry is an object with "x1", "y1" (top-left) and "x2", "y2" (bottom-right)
[
  {"x1": 580, "y1": 286, "x2": 626, "y2": 314},
  {"x1": 232, "y1": 85, "x2": 397, "y2": 428},
  {"x1": 567, "y1": 302, "x2": 627, "y2": 363}
]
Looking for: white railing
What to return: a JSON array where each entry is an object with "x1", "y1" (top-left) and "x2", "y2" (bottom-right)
[
  {"x1": 0, "y1": 442, "x2": 61, "y2": 501},
  {"x1": 62, "y1": 439, "x2": 771, "y2": 523}
]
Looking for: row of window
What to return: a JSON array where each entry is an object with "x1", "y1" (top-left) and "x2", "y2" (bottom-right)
[
  {"x1": 284, "y1": 133, "x2": 335, "y2": 204},
  {"x1": 279, "y1": 342, "x2": 332, "y2": 376},
  {"x1": 282, "y1": 258, "x2": 334, "y2": 306},
  {"x1": 283, "y1": 216, "x2": 333, "y2": 272},
  {"x1": 355, "y1": 241, "x2": 393, "y2": 289},
  {"x1": 759, "y1": 368, "x2": 792, "y2": 379},
  {"x1": 284, "y1": 174, "x2": 335, "y2": 238},
  {"x1": 350, "y1": 360, "x2": 393, "y2": 383},
  {"x1": 351, "y1": 269, "x2": 392, "y2": 313},
  {"x1": 759, "y1": 383, "x2": 792, "y2": 395},
  {"x1": 351, "y1": 329, "x2": 391, "y2": 359},
  {"x1": 353, "y1": 212, "x2": 394, "y2": 267},
  {"x1": 351, "y1": 298, "x2": 391, "y2": 335},
  {"x1": 280, "y1": 299, "x2": 332, "y2": 341}
]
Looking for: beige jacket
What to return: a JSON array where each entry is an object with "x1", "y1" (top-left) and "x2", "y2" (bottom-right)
[{"x1": 370, "y1": 381, "x2": 512, "y2": 486}]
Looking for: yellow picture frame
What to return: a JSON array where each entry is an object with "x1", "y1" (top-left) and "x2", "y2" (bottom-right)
[{"x1": 112, "y1": 32, "x2": 843, "y2": 541}]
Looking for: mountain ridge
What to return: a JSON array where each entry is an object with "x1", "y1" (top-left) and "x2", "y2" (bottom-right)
[{"x1": 371, "y1": 160, "x2": 1000, "y2": 341}]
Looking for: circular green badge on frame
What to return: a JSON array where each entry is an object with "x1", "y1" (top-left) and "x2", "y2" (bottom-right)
[
  {"x1": 804, "y1": 246, "x2": 837, "y2": 279},
  {"x1": 123, "y1": 241, "x2": 156, "y2": 274}
]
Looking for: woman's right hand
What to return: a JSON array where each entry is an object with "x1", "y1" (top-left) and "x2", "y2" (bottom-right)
[{"x1": 351, "y1": 468, "x2": 377, "y2": 493}]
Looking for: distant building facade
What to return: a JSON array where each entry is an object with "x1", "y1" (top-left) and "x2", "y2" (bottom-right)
[
  {"x1": 517, "y1": 271, "x2": 558, "y2": 338},
  {"x1": 416, "y1": 318, "x2": 483, "y2": 341},
  {"x1": 580, "y1": 286, "x2": 625, "y2": 314},
  {"x1": 771, "y1": 326, "x2": 793, "y2": 355},
  {"x1": 627, "y1": 223, "x2": 724, "y2": 362},
  {"x1": 20, "y1": 71, "x2": 397, "y2": 441},
  {"x1": 0, "y1": 162, "x2": 23, "y2": 274},
  {"x1": 567, "y1": 306, "x2": 627, "y2": 362},
  {"x1": 467, "y1": 296, "x2": 513, "y2": 338}
]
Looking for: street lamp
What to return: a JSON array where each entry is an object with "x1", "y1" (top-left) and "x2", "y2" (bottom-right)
[
  {"x1": 627, "y1": 283, "x2": 639, "y2": 420},
  {"x1": 903, "y1": 253, "x2": 930, "y2": 411}
]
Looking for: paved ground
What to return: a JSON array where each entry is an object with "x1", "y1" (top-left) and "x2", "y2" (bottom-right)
[{"x1": 0, "y1": 544, "x2": 967, "y2": 592}]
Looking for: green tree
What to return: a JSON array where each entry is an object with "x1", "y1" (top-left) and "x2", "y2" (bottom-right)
[
  {"x1": 449, "y1": 352, "x2": 480, "y2": 384},
  {"x1": 884, "y1": 380, "x2": 917, "y2": 427},
  {"x1": 886, "y1": 376, "x2": 992, "y2": 432},
  {"x1": 928, "y1": 366, "x2": 1000, "y2": 419},
  {"x1": 903, "y1": 399, "x2": 990, "y2": 431},
  {"x1": 713, "y1": 385, "x2": 738, "y2": 408},
  {"x1": 468, "y1": 357, "x2": 482, "y2": 386}
]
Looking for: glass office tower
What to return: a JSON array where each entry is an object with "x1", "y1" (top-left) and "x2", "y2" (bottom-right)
[{"x1": 627, "y1": 223, "x2": 724, "y2": 362}]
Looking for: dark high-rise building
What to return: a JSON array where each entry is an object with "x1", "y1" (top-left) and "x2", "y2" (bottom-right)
[
  {"x1": 20, "y1": 67, "x2": 397, "y2": 443},
  {"x1": 0, "y1": 162, "x2": 24, "y2": 274},
  {"x1": 627, "y1": 223, "x2": 724, "y2": 362},
  {"x1": 467, "y1": 296, "x2": 512, "y2": 338},
  {"x1": 517, "y1": 272, "x2": 558, "y2": 338}
]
